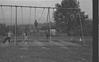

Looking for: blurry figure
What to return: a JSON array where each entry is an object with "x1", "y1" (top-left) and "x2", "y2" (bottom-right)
[
  {"x1": 3, "y1": 31, "x2": 12, "y2": 43},
  {"x1": 79, "y1": 37, "x2": 82, "y2": 41},
  {"x1": 22, "y1": 32, "x2": 28, "y2": 45},
  {"x1": 50, "y1": 29, "x2": 56, "y2": 36},
  {"x1": 45, "y1": 30, "x2": 50, "y2": 40},
  {"x1": 23, "y1": 32, "x2": 28, "y2": 41},
  {"x1": 70, "y1": 37, "x2": 73, "y2": 40},
  {"x1": 34, "y1": 20, "x2": 39, "y2": 32}
]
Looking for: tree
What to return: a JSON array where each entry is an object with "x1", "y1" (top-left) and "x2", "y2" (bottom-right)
[{"x1": 54, "y1": 0, "x2": 89, "y2": 35}]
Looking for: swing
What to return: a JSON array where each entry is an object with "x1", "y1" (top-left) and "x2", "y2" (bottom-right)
[
  {"x1": 20, "y1": 7, "x2": 28, "y2": 43},
  {"x1": 10, "y1": 6, "x2": 14, "y2": 33},
  {"x1": 69, "y1": 12, "x2": 85, "y2": 43},
  {"x1": 34, "y1": 8, "x2": 45, "y2": 32},
  {"x1": 38, "y1": 8, "x2": 45, "y2": 21},
  {"x1": 29, "y1": 8, "x2": 31, "y2": 27},
  {"x1": 34, "y1": 8, "x2": 38, "y2": 32},
  {"x1": 28, "y1": 8, "x2": 32, "y2": 37},
  {"x1": 50, "y1": 9, "x2": 56, "y2": 36},
  {"x1": 79, "y1": 13, "x2": 84, "y2": 42},
  {"x1": 21, "y1": 7, "x2": 24, "y2": 41},
  {"x1": 29, "y1": 8, "x2": 35, "y2": 36},
  {"x1": 9, "y1": 6, "x2": 14, "y2": 43},
  {"x1": 46, "y1": 8, "x2": 52, "y2": 42}
]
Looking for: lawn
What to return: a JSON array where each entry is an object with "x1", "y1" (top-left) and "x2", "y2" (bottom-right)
[{"x1": 0, "y1": 35, "x2": 92, "y2": 62}]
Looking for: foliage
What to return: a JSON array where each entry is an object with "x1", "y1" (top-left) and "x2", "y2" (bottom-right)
[{"x1": 54, "y1": 0, "x2": 89, "y2": 35}]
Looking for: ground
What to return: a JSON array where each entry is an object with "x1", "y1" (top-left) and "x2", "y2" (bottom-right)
[{"x1": 0, "y1": 36, "x2": 92, "y2": 62}]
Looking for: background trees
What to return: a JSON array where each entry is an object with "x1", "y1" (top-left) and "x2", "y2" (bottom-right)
[{"x1": 54, "y1": 0, "x2": 92, "y2": 36}]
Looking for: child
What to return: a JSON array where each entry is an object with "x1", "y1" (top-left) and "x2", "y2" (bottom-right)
[
  {"x1": 45, "y1": 30, "x2": 50, "y2": 40},
  {"x1": 23, "y1": 32, "x2": 28, "y2": 44},
  {"x1": 3, "y1": 31, "x2": 12, "y2": 43}
]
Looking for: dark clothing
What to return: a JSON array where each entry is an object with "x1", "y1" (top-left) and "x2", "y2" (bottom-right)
[
  {"x1": 3, "y1": 37, "x2": 11, "y2": 43},
  {"x1": 34, "y1": 20, "x2": 38, "y2": 28},
  {"x1": 45, "y1": 30, "x2": 50, "y2": 39},
  {"x1": 46, "y1": 33, "x2": 50, "y2": 39}
]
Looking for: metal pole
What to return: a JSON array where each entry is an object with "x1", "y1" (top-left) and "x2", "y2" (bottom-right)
[
  {"x1": 48, "y1": 8, "x2": 52, "y2": 42},
  {"x1": 10, "y1": 7, "x2": 12, "y2": 26},
  {"x1": 46, "y1": 8, "x2": 49, "y2": 41},
  {"x1": 15, "y1": 6, "x2": 17, "y2": 44},
  {"x1": 34, "y1": 8, "x2": 37, "y2": 32},
  {"x1": 29, "y1": 8, "x2": 31, "y2": 24},
  {"x1": 21, "y1": 7, "x2": 24, "y2": 41},
  {"x1": 0, "y1": 5, "x2": 80, "y2": 10}
]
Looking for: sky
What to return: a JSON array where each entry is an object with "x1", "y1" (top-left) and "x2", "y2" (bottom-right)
[{"x1": 0, "y1": 0, "x2": 92, "y2": 24}]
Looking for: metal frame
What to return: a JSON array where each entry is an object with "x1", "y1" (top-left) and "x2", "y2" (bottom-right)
[{"x1": 0, "y1": 4, "x2": 80, "y2": 9}]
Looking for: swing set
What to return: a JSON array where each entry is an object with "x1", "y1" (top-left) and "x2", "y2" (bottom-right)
[{"x1": 0, "y1": 4, "x2": 85, "y2": 44}]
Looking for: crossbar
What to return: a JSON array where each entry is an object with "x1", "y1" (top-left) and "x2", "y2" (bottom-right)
[{"x1": 0, "y1": 4, "x2": 80, "y2": 10}]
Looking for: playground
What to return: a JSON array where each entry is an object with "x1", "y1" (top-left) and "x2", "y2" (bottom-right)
[{"x1": 0, "y1": 4, "x2": 92, "y2": 62}]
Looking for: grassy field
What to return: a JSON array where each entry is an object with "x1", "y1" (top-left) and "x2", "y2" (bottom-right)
[{"x1": 0, "y1": 36, "x2": 92, "y2": 62}]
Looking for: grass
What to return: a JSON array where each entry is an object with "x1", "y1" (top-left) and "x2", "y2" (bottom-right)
[{"x1": 0, "y1": 36, "x2": 92, "y2": 62}]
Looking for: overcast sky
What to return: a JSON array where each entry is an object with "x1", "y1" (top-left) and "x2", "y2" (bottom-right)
[{"x1": 0, "y1": 0, "x2": 92, "y2": 24}]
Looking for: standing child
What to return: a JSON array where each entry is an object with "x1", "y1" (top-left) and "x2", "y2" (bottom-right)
[
  {"x1": 45, "y1": 30, "x2": 50, "y2": 40},
  {"x1": 23, "y1": 32, "x2": 28, "y2": 44}
]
